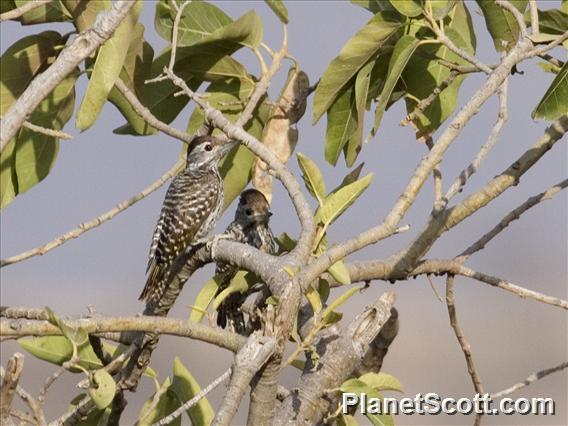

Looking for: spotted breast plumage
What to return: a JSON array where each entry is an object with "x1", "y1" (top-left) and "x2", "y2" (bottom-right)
[
  {"x1": 215, "y1": 188, "x2": 277, "y2": 332},
  {"x1": 140, "y1": 135, "x2": 235, "y2": 304}
]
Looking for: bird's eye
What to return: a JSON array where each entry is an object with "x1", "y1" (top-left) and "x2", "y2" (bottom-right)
[
  {"x1": 245, "y1": 208, "x2": 253, "y2": 216},
  {"x1": 204, "y1": 143, "x2": 213, "y2": 152}
]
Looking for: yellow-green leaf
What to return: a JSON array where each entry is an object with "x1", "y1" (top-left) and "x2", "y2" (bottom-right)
[
  {"x1": 306, "y1": 286, "x2": 323, "y2": 314},
  {"x1": 76, "y1": 2, "x2": 141, "y2": 130},
  {"x1": 532, "y1": 60, "x2": 568, "y2": 121},
  {"x1": 313, "y1": 12, "x2": 404, "y2": 123},
  {"x1": 359, "y1": 372, "x2": 404, "y2": 393},
  {"x1": 189, "y1": 275, "x2": 222, "y2": 323},
  {"x1": 213, "y1": 270, "x2": 254, "y2": 308},
  {"x1": 89, "y1": 370, "x2": 116, "y2": 410},
  {"x1": 264, "y1": 0, "x2": 289, "y2": 24},
  {"x1": 297, "y1": 152, "x2": 326, "y2": 204},
  {"x1": 476, "y1": 0, "x2": 528, "y2": 52},
  {"x1": 328, "y1": 260, "x2": 351, "y2": 285},
  {"x1": 321, "y1": 286, "x2": 361, "y2": 324},
  {"x1": 170, "y1": 357, "x2": 215, "y2": 426},
  {"x1": 138, "y1": 377, "x2": 181, "y2": 426},
  {"x1": 388, "y1": 0, "x2": 422, "y2": 17}
]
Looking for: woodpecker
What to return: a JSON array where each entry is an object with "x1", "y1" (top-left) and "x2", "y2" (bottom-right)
[
  {"x1": 140, "y1": 135, "x2": 235, "y2": 304},
  {"x1": 215, "y1": 188, "x2": 277, "y2": 332}
]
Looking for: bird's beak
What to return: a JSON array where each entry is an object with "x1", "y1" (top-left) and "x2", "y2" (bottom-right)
[
  {"x1": 219, "y1": 139, "x2": 238, "y2": 156},
  {"x1": 255, "y1": 211, "x2": 272, "y2": 224}
]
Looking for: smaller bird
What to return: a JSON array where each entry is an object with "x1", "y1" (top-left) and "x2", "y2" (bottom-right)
[
  {"x1": 216, "y1": 188, "x2": 277, "y2": 333},
  {"x1": 140, "y1": 135, "x2": 235, "y2": 305}
]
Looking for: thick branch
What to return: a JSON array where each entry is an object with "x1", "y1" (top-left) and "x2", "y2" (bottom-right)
[
  {"x1": 0, "y1": 1, "x2": 135, "y2": 151},
  {"x1": 212, "y1": 335, "x2": 276, "y2": 426},
  {"x1": 0, "y1": 353, "x2": 25, "y2": 425},
  {"x1": 275, "y1": 292, "x2": 396, "y2": 425},
  {"x1": 0, "y1": 314, "x2": 246, "y2": 351}
]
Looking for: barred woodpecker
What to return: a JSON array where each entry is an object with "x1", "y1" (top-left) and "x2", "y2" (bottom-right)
[
  {"x1": 140, "y1": 135, "x2": 235, "y2": 304},
  {"x1": 216, "y1": 188, "x2": 277, "y2": 333}
]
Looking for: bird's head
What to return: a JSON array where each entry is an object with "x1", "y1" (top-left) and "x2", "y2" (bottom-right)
[
  {"x1": 235, "y1": 188, "x2": 272, "y2": 226},
  {"x1": 185, "y1": 136, "x2": 236, "y2": 171}
]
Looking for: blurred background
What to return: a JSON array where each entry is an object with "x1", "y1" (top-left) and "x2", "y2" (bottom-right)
[{"x1": 1, "y1": 1, "x2": 566, "y2": 425}]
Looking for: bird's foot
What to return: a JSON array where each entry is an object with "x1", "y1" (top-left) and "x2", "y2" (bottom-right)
[{"x1": 199, "y1": 234, "x2": 233, "y2": 259}]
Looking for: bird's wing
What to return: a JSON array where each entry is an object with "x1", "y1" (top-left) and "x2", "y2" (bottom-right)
[{"x1": 140, "y1": 174, "x2": 221, "y2": 302}]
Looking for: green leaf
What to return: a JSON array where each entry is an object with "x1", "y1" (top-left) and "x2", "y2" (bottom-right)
[
  {"x1": 18, "y1": 336, "x2": 103, "y2": 371},
  {"x1": 538, "y1": 61, "x2": 561, "y2": 74},
  {"x1": 371, "y1": 35, "x2": 420, "y2": 138},
  {"x1": 138, "y1": 378, "x2": 181, "y2": 426},
  {"x1": 170, "y1": 357, "x2": 215, "y2": 426},
  {"x1": 189, "y1": 275, "x2": 222, "y2": 323},
  {"x1": 12, "y1": 0, "x2": 72, "y2": 24},
  {"x1": 402, "y1": 2, "x2": 475, "y2": 136},
  {"x1": 338, "y1": 414, "x2": 359, "y2": 426},
  {"x1": 531, "y1": 8, "x2": 568, "y2": 35},
  {"x1": 325, "y1": 81, "x2": 358, "y2": 166},
  {"x1": 351, "y1": 0, "x2": 395, "y2": 14},
  {"x1": 344, "y1": 60, "x2": 374, "y2": 166},
  {"x1": 297, "y1": 152, "x2": 326, "y2": 204},
  {"x1": 562, "y1": 0, "x2": 568, "y2": 14},
  {"x1": 156, "y1": 3, "x2": 263, "y2": 49},
  {"x1": 155, "y1": 0, "x2": 231, "y2": 46},
  {"x1": 109, "y1": 24, "x2": 157, "y2": 136},
  {"x1": 291, "y1": 358, "x2": 306, "y2": 371},
  {"x1": 89, "y1": 370, "x2": 116, "y2": 410},
  {"x1": 340, "y1": 379, "x2": 392, "y2": 426},
  {"x1": 476, "y1": 0, "x2": 528, "y2": 51},
  {"x1": 3, "y1": 70, "x2": 77, "y2": 209},
  {"x1": 76, "y1": 2, "x2": 141, "y2": 131},
  {"x1": 0, "y1": 31, "x2": 63, "y2": 115},
  {"x1": 275, "y1": 232, "x2": 297, "y2": 252},
  {"x1": 425, "y1": 0, "x2": 458, "y2": 20},
  {"x1": 315, "y1": 173, "x2": 373, "y2": 228},
  {"x1": 213, "y1": 270, "x2": 255, "y2": 308},
  {"x1": 359, "y1": 372, "x2": 404, "y2": 392},
  {"x1": 63, "y1": 0, "x2": 109, "y2": 32},
  {"x1": 318, "y1": 279, "x2": 330, "y2": 304},
  {"x1": 321, "y1": 286, "x2": 361, "y2": 324},
  {"x1": 532, "y1": 60, "x2": 568, "y2": 121},
  {"x1": 265, "y1": 0, "x2": 289, "y2": 24},
  {"x1": 328, "y1": 260, "x2": 351, "y2": 285},
  {"x1": 388, "y1": 0, "x2": 422, "y2": 17},
  {"x1": 331, "y1": 163, "x2": 365, "y2": 196},
  {"x1": 313, "y1": 12, "x2": 404, "y2": 123},
  {"x1": 306, "y1": 286, "x2": 323, "y2": 314}
]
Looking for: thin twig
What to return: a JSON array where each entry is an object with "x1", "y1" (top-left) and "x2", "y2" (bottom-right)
[
  {"x1": 458, "y1": 179, "x2": 568, "y2": 260},
  {"x1": 22, "y1": 120, "x2": 73, "y2": 140},
  {"x1": 491, "y1": 362, "x2": 568, "y2": 398},
  {"x1": 0, "y1": 353, "x2": 25, "y2": 424},
  {"x1": 538, "y1": 53, "x2": 564, "y2": 69},
  {"x1": 168, "y1": 1, "x2": 191, "y2": 71},
  {"x1": 528, "y1": 0, "x2": 539, "y2": 36},
  {"x1": 38, "y1": 365, "x2": 67, "y2": 406},
  {"x1": 0, "y1": 0, "x2": 52, "y2": 21},
  {"x1": 411, "y1": 260, "x2": 568, "y2": 309},
  {"x1": 425, "y1": 137, "x2": 442, "y2": 211},
  {"x1": 154, "y1": 368, "x2": 232, "y2": 426},
  {"x1": 426, "y1": 274, "x2": 443, "y2": 303},
  {"x1": 523, "y1": 30, "x2": 568, "y2": 58},
  {"x1": 495, "y1": 0, "x2": 529, "y2": 38},
  {"x1": 115, "y1": 79, "x2": 193, "y2": 144},
  {"x1": 424, "y1": 13, "x2": 492, "y2": 74},
  {"x1": 443, "y1": 77, "x2": 509, "y2": 204},
  {"x1": 445, "y1": 276, "x2": 485, "y2": 394},
  {"x1": 0, "y1": 363, "x2": 46, "y2": 426},
  {"x1": 1, "y1": 159, "x2": 183, "y2": 267},
  {"x1": 401, "y1": 71, "x2": 458, "y2": 127}
]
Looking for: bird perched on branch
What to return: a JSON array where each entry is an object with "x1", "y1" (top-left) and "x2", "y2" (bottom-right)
[
  {"x1": 216, "y1": 188, "x2": 277, "y2": 333},
  {"x1": 140, "y1": 135, "x2": 235, "y2": 304}
]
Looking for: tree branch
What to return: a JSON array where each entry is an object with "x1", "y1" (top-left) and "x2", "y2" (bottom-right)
[
  {"x1": 443, "y1": 76, "x2": 509, "y2": 205},
  {"x1": 0, "y1": 313, "x2": 246, "y2": 351},
  {"x1": 491, "y1": 361, "x2": 568, "y2": 398},
  {"x1": 274, "y1": 292, "x2": 397, "y2": 425},
  {"x1": 1, "y1": 160, "x2": 183, "y2": 267},
  {"x1": 212, "y1": 335, "x2": 276, "y2": 426},
  {"x1": 0, "y1": 0, "x2": 135, "y2": 151},
  {"x1": 0, "y1": 0, "x2": 52, "y2": 21},
  {"x1": 1, "y1": 353, "x2": 25, "y2": 425},
  {"x1": 22, "y1": 120, "x2": 73, "y2": 140}
]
